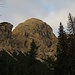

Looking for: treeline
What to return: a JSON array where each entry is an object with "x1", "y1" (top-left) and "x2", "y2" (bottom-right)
[
  {"x1": 0, "y1": 13, "x2": 75, "y2": 75},
  {"x1": 55, "y1": 13, "x2": 75, "y2": 75},
  {"x1": 0, "y1": 40, "x2": 54, "y2": 75}
]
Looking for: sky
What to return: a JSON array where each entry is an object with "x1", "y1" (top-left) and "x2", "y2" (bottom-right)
[{"x1": 0, "y1": 0, "x2": 75, "y2": 36}]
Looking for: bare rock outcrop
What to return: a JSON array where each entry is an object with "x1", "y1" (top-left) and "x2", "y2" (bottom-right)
[
  {"x1": 13, "y1": 18, "x2": 57, "y2": 59},
  {"x1": 0, "y1": 18, "x2": 57, "y2": 60},
  {"x1": 0, "y1": 22, "x2": 13, "y2": 51}
]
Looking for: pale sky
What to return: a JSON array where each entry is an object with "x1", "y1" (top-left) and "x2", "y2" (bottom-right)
[{"x1": 0, "y1": 0, "x2": 75, "y2": 36}]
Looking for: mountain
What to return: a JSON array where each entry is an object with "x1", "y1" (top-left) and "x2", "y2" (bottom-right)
[
  {"x1": 0, "y1": 18, "x2": 57, "y2": 60},
  {"x1": 0, "y1": 22, "x2": 13, "y2": 51},
  {"x1": 12, "y1": 18, "x2": 57, "y2": 59}
]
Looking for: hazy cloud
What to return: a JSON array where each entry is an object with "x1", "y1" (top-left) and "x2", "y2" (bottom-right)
[{"x1": 0, "y1": 0, "x2": 75, "y2": 36}]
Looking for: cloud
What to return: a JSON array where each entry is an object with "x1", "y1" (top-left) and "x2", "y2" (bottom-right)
[
  {"x1": 43, "y1": 4, "x2": 75, "y2": 36},
  {"x1": 0, "y1": 0, "x2": 75, "y2": 36}
]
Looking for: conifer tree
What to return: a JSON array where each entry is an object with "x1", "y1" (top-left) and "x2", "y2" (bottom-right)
[
  {"x1": 67, "y1": 13, "x2": 75, "y2": 56},
  {"x1": 67, "y1": 13, "x2": 75, "y2": 35},
  {"x1": 66, "y1": 13, "x2": 75, "y2": 75},
  {"x1": 57, "y1": 22, "x2": 67, "y2": 56},
  {"x1": 28, "y1": 39, "x2": 39, "y2": 57},
  {"x1": 55, "y1": 22, "x2": 68, "y2": 75}
]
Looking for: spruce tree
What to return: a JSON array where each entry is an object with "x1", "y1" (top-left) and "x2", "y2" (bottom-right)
[
  {"x1": 67, "y1": 13, "x2": 75, "y2": 56},
  {"x1": 67, "y1": 13, "x2": 75, "y2": 35},
  {"x1": 57, "y1": 22, "x2": 67, "y2": 56},
  {"x1": 67, "y1": 13, "x2": 75, "y2": 75},
  {"x1": 55, "y1": 22, "x2": 68, "y2": 75},
  {"x1": 28, "y1": 39, "x2": 39, "y2": 57}
]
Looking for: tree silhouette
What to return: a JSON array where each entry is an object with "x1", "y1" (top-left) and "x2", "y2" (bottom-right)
[
  {"x1": 28, "y1": 39, "x2": 39, "y2": 57},
  {"x1": 57, "y1": 22, "x2": 67, "y2": 55},
  {"x1": 55, "y1": 22, "x2": 69, "y2": 75},
  {"x1": 67, "y1": 13, "x2": 75, "y2": 35}
]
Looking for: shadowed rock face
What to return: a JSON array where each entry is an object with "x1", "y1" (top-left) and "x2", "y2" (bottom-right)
[
  {"x1": 0, "y1": 22, "x2": 13, "y2": 51},
  {"x1": 0, "y1": 22, "x2": 13, "y2": 40},
  {"x1": 13, "y1": 18, "x2": 57, "y2": 59},
  {"x1": 0, "y1": 18, "x2": 57, "y2": 60}
]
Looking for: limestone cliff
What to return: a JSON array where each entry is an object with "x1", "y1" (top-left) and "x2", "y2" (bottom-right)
[
  {"x1": 0, "y1": 22, "x2": 13, "y2": 51},
  {"x1": 13, "y1": 18, "x2": 57, "y2": 59},
  {"x1": 0, "y1": 18, "x2": 57, "y2": 60}
]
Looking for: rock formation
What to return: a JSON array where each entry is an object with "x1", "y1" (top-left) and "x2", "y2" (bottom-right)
[
  {"x1": 0, "y1": 22, "x2": 13, "y2": 51},
  {"x1": 0, "y1": 18, "x2": 57, "y2": 60},
  {"x1": 13, "y1": 18, "x2": 57, "y2": 59}
]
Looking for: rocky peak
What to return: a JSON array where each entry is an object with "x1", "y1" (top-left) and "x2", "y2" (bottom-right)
[
  {"x1": 0, "y1": 22, "x2": 13, "y2": 40},
  {"x1": 13, "y1": 18, "x2": 57, "y2": 59},
  {"x1": 0, "y1": 22, "x2": 13, "y2": 50},
  {"x1": 0, "y1": 18, "x2": 57, "y2": 60}
]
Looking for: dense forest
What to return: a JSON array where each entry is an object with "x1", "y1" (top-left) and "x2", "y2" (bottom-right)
[{"x1": 0, "y1": 13, "x2": 75, "y2": 75}]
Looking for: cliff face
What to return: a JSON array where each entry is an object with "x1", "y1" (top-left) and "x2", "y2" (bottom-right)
[
  {"x1": 0, "y1": 22, "x2": 13, "y2": 51},
  {"x1": 13, "y1": 18, "x2": 57, "y2": 59},
  {"x1": 0, "y1": 18, "x2": 57, "y2": 59}
]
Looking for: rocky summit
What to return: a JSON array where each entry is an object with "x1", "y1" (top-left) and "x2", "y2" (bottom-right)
[
  {"x1": 0, "y1": 22, "x2": 13, "y2": 51},
  {"x1": 0, "y1": 18, "x2": 57, "y2": 60},
  {"x1": 13, "y1": 18, "x2": 57, "y2": 59}
]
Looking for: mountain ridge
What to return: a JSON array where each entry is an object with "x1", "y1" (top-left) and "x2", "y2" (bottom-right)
[{"x1": 0, "y1": 18, "x2": 57, "y2": 60}]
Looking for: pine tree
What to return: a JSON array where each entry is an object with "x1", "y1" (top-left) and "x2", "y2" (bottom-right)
[
  {"x1": 67, "y1": 13, "x2": 75, "y2": 35},
  {"x1": 55, "y1": 22, "x2": 68, "y2": 75},
  {"x1": 28, "y1": 39, "x2": 39, "y2": 57},
  {"x1": 67, "y1": 13, "x2": 75, "y2": 75},
  {"x1": 67, "y1": 13, "x2": 75, "y2": 56},
  {"x1": 57, "y1": 22, "x2": 67, "y2": 56}
]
